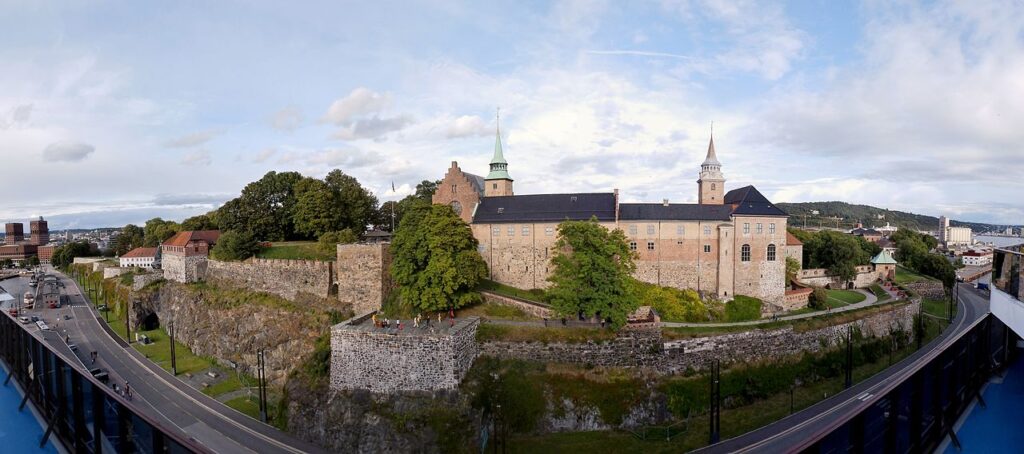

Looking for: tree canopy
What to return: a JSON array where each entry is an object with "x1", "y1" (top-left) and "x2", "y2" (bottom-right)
[
  {"x1": 113, "y1": 224, "x2": 144, "y2": 256},
  {"x1": 891, "y1": 229, "x2": 955, "y2": 287},
  {"x1": 389, "y1": 204, "x2": 487, "y2": 312},
  {"x1": 293, "y1": 178, "x2": 345, "y2": 238},
  {"x1": 210, "y1": 230, "x2": 261, "y2": 261},
  {"x1": 546, "y1": 218, "x2": 638, "y2": 329},
  {"x1": 51, "y1": 241, "x2": 93, "y2": 269},
  {"x1": 789, "y1": 229, "x2": 873, "y2": 282},
  {"x1": 142, "y1": 218, "x2": 181, "y2": 247},
  {"x1": 181, "y1": 214, "x2": 218, "y2": 231}
]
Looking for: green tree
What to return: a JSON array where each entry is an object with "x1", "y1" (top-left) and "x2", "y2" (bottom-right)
[
  {"x1": 390, "y1": 204, "x2": 487, "y2": 312},
  {"x1": 210, "y1": 230, "x2": 261, "y2": 261},
  {"x1": 114, "y1": 224, "x2": 145, "y2": 256},
  {"x1": 325, "y1": 169, "x2": 378, "y2": 234},
  {"x1": 26, "y1": 256, "x2": 40, "y2": 267},
  {"x1": 785, "y1": 256, "x2": 800, "y2": 283},
  {"x1": 318, "y1": 229, "x2": 358, "y2": 255},
  {"x1": 795, "y1": 229, "x2": 870, "y2": 282},
  {"x1": 181, "y1": 214, "x2": 218, "y2": 231},
  {"x1": 51, "y1": 241, "x2": 93, "y2": 269},
  {"x1": 293, "y1": 178, "x2": 344, "y2": 238},
  {"x1": 374, "y1": 196, "x2": 430, "y2": 231},
  {"x1": 142, "y1": 218, "x2": 181, "y2": 247},
  {"x1": 217, "y1": 171, "x2": 304, "y2": 241},
  {"x1": 0, "y1": 258, "x2": 13, "y2": 269},
  {"x1": 546, "y1": 218, "x2": 638, "y2": 329},
  {"x1": 810, "y1": 287, "x2": 829, "y2": 310},
  {"x1": 414, "y1": 179, "x2": 442, "y2": 200}
]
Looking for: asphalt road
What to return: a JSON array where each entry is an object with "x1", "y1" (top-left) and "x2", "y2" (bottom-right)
[
  {"x1": 4, "y1": 269, "x2": 325, "y2": 454},
  {"x1": 694, "y1": 283, "x2": 990, "y2": 453}
]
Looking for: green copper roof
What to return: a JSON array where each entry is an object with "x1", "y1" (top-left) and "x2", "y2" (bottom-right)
[
  {"x1": 871, "y1": 250, "x2": 897, "y2": 265},
  {"x1": 486, "y1": 119, "x2": 512, "y2": 180}
]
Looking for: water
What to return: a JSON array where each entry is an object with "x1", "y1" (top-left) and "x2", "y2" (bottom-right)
[
  {"x1": 945, "y1": 354, "x2": 1024, "y2": 453},
  {"x1": 0, "y1": 363, "x2": 60, "y2": 453},
  {"x1": 974, "y1": 235, "x2": 1024, "y2": 248}
]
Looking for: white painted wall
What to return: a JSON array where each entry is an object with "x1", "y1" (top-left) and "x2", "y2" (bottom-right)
[{"x1": 992, "y1": 288, "x2": 1024, "y2": 339}]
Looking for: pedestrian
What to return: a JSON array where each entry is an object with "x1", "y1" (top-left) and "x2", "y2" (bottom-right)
[
  {"x1": 65, "y1": 334, "x2": 70, "y2": 344},
  {"x1": 372, "y1": 313, "x2": 378, "y2": 327},
  {"x1": 543, "y1": 317, "x2": 548, "y2": 327},
  {"x1": 398, "y1": 319, "x2": 403, "y2": 330},
  {"x1": 437, "y1": 313, "x2": 442, "y2": 324}
]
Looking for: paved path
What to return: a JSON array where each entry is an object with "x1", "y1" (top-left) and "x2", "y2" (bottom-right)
[
  {"x1": 483, "y1": 288, "x2": 886, "y2": 329},
  {"x1": 8, "y1": 269, "x2": 326, "y2": 454}
]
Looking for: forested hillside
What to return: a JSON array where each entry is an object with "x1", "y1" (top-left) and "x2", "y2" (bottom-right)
[{"x1": 777, "y1": 201, "x2": 1013, "y2": 233}]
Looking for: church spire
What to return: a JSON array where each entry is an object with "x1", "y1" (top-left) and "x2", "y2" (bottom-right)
[
  {"x1": 702, "y1": 122, "x2": 720, "y2": 166},
  {"x1": 486, "y1": 108, "x2": 511, "y2": 181}
]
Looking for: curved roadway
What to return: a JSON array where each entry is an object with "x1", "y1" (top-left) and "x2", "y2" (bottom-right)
[
  {"x1": 693, "y1": 282, "x2": 990, "y2": 453},
  {"x1": 6, "y1": 270, "x2": 325, "y2": 454}
]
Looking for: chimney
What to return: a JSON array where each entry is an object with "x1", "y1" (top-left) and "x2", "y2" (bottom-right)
[
  {"x1": 662, "y1": 199, "x2": 669, "y2": 207},
  {"x1": 613, "y1": 189, "x2": 620, "y2": 222},
  {"x1": 451, "y1": 161, "x2": 458, "y2": 169}
]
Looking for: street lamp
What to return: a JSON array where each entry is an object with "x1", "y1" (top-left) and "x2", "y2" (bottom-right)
[{"x1": 170, "y1": 318, "x2": 177, "y2": 375}]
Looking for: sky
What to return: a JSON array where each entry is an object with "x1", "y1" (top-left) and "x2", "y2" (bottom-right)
[{"x1": 1, "y1": 0, "x2": 1022, "y2": 230}]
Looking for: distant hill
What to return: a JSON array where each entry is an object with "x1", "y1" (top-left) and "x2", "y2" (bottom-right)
[{"x1": 776, "y1": 201, "x2": 1015, "y2": 233}]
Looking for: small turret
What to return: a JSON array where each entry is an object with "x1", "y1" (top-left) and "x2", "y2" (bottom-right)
[
  {"x1": 485, "y1": 110, "x2": 514, "y2": 197},
  {"x1": 697, "y1": 125, "x2": 725, "y2": 204}
]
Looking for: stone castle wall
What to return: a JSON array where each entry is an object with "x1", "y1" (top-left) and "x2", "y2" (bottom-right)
[
  {"x1": 161, "y1": 253, "x2": 207, "y2": 283},
  {"x1": 103, "y1": 267, "x2": 130, "y2": 279},
  {"x1": 132, "y1": 273, "x2": 164, "y2": 291},
  {"x1": 799, "y1": 265, "x2": 879, "y2": 289},
  {"x1": 206, "y1": 258, "x2": 334, "y2": 301},
  {"x1": 481, "y1": 291, "x2": 554, "y2": 318},
  {"x1": 330, "y1": 314, "x2": 480, "y2": 393},
  {"x1": 480, "y1": 300, "x2": 918, "y2": 374},
  {"x1": 336, "y1": 243, "x2": 393, "y2": 315}
]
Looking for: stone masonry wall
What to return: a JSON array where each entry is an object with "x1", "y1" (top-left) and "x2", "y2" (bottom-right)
[
  {"x1": 481, "y1": 291, "x2": 554, "y2": 318},
  {"x1": 336, "y1": 243, "x2": 392, "y2": 315},
  {"x1": 330, "y1": 314, "x2": 480, "y2": 393},
  {"x1": 480, "y1": 300, "x2": 918, "y2": 374},
  {"x1": 103, "y1": 267, "x2": 130, "y2": 279},
  {"x1": 798, "y1": 266, "x2": 879, "y2": 289},
  {"x1": 206, "y1": 258, "x2": 333, "y2": 301},
  {"x1": 132, "y1": 273, "x2": 164, "y2": 291},
  {"x1": 162, "y1": 253, "x2": 207, "y2": 283}
]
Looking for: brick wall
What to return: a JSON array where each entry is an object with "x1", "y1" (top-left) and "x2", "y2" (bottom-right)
[
  {"x1": 336, "y1": 243, "x2": 393, "y2": 315},
  {"x1": 330, "y1": 314, "x2": 480, "y2": 393},
  {"x1": 206, "y1": 258, "x2": 333, "y2": 301}
]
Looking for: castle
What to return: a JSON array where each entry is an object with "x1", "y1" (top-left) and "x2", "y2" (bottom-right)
[{"x1": 432, "y1": 123, "x2": 798, "y2": 306}]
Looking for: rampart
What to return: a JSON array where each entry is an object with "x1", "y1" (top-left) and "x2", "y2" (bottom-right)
[
  {"x1": 336, "y1": 243, "x2": 393, "y2": 315},
  {"x1": 481, "y1": 291, "x2": 554, "y2": 318},
  {"x1": 330, "y1": 313, "x2": 480, "y2": 393},
  {"x1": 162, "y1": 254, "x2": 207, "y2": 283},
  {"x1": 206, "y1": 258, "x2": 334, "y2": 301},
  {"x1": 798, "y1": 265, "x2": 879, "y2": 289}
]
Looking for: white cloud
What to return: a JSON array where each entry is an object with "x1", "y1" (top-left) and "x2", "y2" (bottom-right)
[
  {"x1": 180, "y1": 149, "x2": 212, "y2": 166},
  {"x1": 270, "y1": 107, "x2": 303, "y2": 131},
  {"x1": 0, "y1": 104, "x2": 33, "y2": 129},
  {"x1": 43, "y1": 141, "x2": 95, "y2": 162},
  {"x1": 333, "y1": 115, "x2": 413, "y2": 141},
  {"x1": 165, "y1": 130, "x2": 220, "y2": 148},
  {"x1": 251, "y1": 148, "x2": 276, "y2": 163},
  {"x1": 445, "y1": 115, "x2": 491, "y2": 138},
  {"x1": 324, "y1": 87, "x2": 390, "y2": 125}
]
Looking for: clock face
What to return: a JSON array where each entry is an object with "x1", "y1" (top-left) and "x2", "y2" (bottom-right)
[{"x1": 450, "y1": 201, "x2": 462, "y2": 215}]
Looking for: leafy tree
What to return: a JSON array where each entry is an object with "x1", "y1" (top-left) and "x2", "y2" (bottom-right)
[
  {"x1": 142, "y1": 218, "x2": 181, "y2": 247},
  {"x1": 390, "y1": 204, "x2": 487, "y2": 312},
  {"x1": 325, "y1": 169, "x2": 378, "y2": 234},
  {"x1": 374, "y1": 196, "x2": 430, "y2": 231},
  {"x1": 26, "y1": 256, "x2": 40, "y2": 267},
  {"x1": 805, "y1": 230, "x2": 868, "y2": 283},
  {"x1": 414, "y1": 179, "x2": 442, "y2": 200},
  {"x1": 210, "y1": 230, "x2": 261, "y2": 261},
  {"x1": 293, "y1": 178, "x2": 344, "y2": 238},
  {"x1": 51, "y1": 241, "x2": 93, "y2": 269},
  {"x1": 810, "y1": 287, "x2": 829, "y2": 310},
  {"x1": 785, "y1": 256, "x2": 800, "y2": 283},
  {"x1": 631, "y1": 280, "x2": 706, "y2": 322},
  {"x1": 318, "y1": 229, "x2": 358, "y2": 255},
  {"x1": 181, "y1": 214, "x2": 218, "y2": 231},
  {"x1": 114, "y1": 224, "x2": 145, "y2": 256},
  {"x1": 547, "y1": 218, "x2": 638, "y2": 329},
  {"x1": 217, "y1": 171, "x2": 303, "y2": 241},
  {"x1": 0, "y1": 258, "x2": 13, "y2": 269}
]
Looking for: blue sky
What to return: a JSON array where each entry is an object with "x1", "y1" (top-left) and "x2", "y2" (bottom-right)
[{"x1": 1, "y1": 0, "x2": 1022, "y2": 229}]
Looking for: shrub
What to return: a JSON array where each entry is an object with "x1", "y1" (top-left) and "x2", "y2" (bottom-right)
[
  {"x1": 211, "y1": 230, "x2": 260, "y2": 261},
  {"x1": 810, "y1": 287, "x2": 829, "y2": 309},
  {"x1": 631, "y1": 280, "x2": 707, "y2": 322}
]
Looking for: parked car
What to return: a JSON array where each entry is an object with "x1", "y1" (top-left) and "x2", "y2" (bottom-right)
[{"x1": 18, "y1": 316, "x2": 30, "y2": 324}]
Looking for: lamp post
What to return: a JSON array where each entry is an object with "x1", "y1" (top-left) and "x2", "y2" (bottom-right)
[
  {"x1": 257, "y1": 349, "x2": 267, "y2": 423},
  {"x1": 170, "y1": 318, "x2": 177, "y2": 376},
  {"x1": 125, "y1": 300, "x2": 132, "y2": 343}
]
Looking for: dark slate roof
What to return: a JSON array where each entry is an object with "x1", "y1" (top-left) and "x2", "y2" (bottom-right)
[
  {"x1": 851, "y1": 228, "x2": 882, "y2": 236},
  {"x1": 465, "y1": 173, "x2": 485, "y2": 196},
  {"x1": 473, "y1": 193, "x2": 616, "y2": 223},
  {"x1": 723, "y1": 185, "x2": 787, "y2": 217},
  {"x1": 619, "y1": 203, "x2": 733, "y2": 221}
]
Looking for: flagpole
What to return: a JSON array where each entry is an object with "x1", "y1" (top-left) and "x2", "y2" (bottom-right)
[{"x1": 391, "y1": 181, "x2": 396, "y2": 232}]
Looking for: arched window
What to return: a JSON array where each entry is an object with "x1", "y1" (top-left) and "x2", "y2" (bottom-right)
[
  {"x1": 767, "y1": 244, "x2": 776, "y2": 261},
  {"x1": 741, "y1": 244, "x2": 751, "y2": 262}
]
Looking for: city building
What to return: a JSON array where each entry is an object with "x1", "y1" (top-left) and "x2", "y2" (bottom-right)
[
  {"x1": 946, "y1": 226, "x2": 972, "y2": 246},
  {"x1": 0, "y1": 244, "x2": 37, "y2": 263},
  {"x1": 120, "y1": 247, "x2": 158, "y2": 269},
  {"x1": 37, "y1": 245, "x2": 56, "y2": 264},
  {"x1": 29, "y1": 217, "x2": 49, "y2": 245},
  {"x1": 938, "y1": 215, "x2": 949, "y2": 244},
  {"x1": 961, "y1": 250, "x2": 993, "y2": 266},
  {"x1": 4, "y1": 223, "x2": 24, "y2": 245},
  {"x1": 433, "y1": 128, "x2": 792, "y2": 305},
  {"x1": 850, "y1": 227, "x2": 883, "y2": 243},
  {"x1": 991, "y1": 245, "x2": 1024, "y2": 338}
]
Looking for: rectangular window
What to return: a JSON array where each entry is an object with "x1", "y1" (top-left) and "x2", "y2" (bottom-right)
[
  {"x1": 756, "y1": 223, "x2": 763, "y2": 234},
  {"x1": 767, "y1": 245, "x2": 777, "y2": 261},
  {"x1": 741, "y1": 244, "x2": 751, "y2": 262},
  {"x1": 629, "y1": 241, "x2": 637, "y2": 251},
  {"x1": 507, "y1": 226, "x2": 514, "y2": 236},
  {"x1": 704, "y1": 244, "x2": 711, "y2": 253},
  {"x1": 545, "y1": 227, "x2": 554, "y2": 236},
  {"x1": 492, "y1": 183, "x2": 497, "y2": 189},
  {"x1": 676, "y1": 225, "x2": 684, "y2": 236},
  {"x1": 769, "y1": 223, "x2": 776, "y2": 234},
  {"x1": 743, "y1": 223, "x2": 750, "y2": 234},
  {"x1": 647, "y1": 241, "x2": 655, "y2": 251},
  {"x1": 629, "y1": 225, "x2": 637, "y2": 235},
  {"x1": 647, "y1": 225, "x2": 655, "y2": 235},
  {"x1": 492, "y1": 227, "x2": 500, "y2": 236},
  {"x1": 522, "y1": 226, "x2": 530, "y2": 236}
]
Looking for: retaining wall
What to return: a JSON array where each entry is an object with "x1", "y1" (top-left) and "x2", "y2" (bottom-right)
[
  {"x1": 206, "y1": 258, "x2": 333, "y2": 301},
  {"x1": 481, "y1": 291, "x2": 554, "y2": 318}
]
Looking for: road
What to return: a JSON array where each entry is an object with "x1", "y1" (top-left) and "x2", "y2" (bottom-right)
[
  {"x1": 693, "y1": 282, "x2": 990, "y2": 453},
  {"x1": 4, "y1": 269, "x2": 325, "y2": 454}
]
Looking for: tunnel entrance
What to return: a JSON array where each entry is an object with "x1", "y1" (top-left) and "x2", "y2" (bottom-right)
[{"x1": 141, "y1": 312, "x2": 160, "y2": 331}]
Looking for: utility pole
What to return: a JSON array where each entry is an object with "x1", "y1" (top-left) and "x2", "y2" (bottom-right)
[
  {"x1": 125, "y1": 300, "x2": 132, "y2": 343},
  {"x1": 709, "y1": 359, "x2": 721, "y2": 444},
  {"x1": 257, "y1": 349, "x2": 268, "y2": 423},
  {"x1": 170, "y1": 319, "x2": 177, "y2": 375},
  {"x1": 844, "y1": 326, "x2": 854, "y2": 389}
]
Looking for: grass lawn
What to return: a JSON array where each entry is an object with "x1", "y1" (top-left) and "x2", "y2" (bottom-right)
[
  {"x1": 457, "y1": 301, "x2": 539, "y2": 321},
  {"x1": 477, "y1": 323, "x2": 616, "y2": 343},
  {"x1": 921, "y1": 297, "x2": 953, "y2": 319},
  {"x1": 476, "y1": 279, "x2": 547, "y2": 303},
  {"x1": 869, "y1": 284, "x2": 891, "y2": 303},
  {"x1": 826, "y1": 289, "x2": 866, "y2": 306},
  {"x1": 256, "y1": 241, "x2": 334, "y2": 261},
  {"x1": 894, "y1": 266, "x2": 937, "y2": 285}
]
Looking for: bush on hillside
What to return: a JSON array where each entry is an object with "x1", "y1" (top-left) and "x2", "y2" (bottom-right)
[{"x1": 724, "y1": 295, "x2": 762, "y2": 322}]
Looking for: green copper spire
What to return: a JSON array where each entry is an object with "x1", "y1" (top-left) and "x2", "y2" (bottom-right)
[{"x1": 486, "y1": 109, "x2": 512, "y2": 181}]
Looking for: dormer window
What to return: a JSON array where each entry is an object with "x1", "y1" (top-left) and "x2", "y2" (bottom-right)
[
  {"x1": 497, "y1": 207, "x2": 504, "y2": 214},
  {"x1": 570, "y1": 196, "x2": 578, "y2": 202}
]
